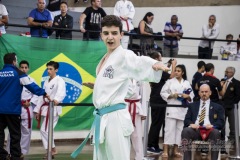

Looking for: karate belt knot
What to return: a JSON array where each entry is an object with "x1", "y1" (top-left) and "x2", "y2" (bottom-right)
[
  {"x1": 71, "y1": 103, "x2": 126, "y2": 158},
  {"x1": 21, "y1": 99, "x2": 31, "y2": 129},
  {"x1": 125, "y1": 99, "x2": 140, "y2": 127}
]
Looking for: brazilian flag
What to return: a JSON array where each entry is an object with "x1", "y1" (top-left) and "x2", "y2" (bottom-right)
[{"x1": 0, "y1": 34, "x2": 106, "y2": 131}]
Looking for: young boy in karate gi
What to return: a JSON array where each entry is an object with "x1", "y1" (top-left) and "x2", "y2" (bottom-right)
[
  {"x1": 72, "y1": 15, "x2": 169, "y2": 160},
  {"x1": 34, "y1": 61, "x2": 66, "y2": 158},
  {"x1": 7, "y1": 60, "x2": 39, "y2": 155}
]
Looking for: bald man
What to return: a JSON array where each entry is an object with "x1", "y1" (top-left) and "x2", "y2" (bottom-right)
[{"x1": 181, "y1": 84, "x2": 225, "y2": 160}]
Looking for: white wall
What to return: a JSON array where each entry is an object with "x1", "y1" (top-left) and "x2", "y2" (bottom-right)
[{"x1": 71, "y1": 5, "x2": 240, "y2": 57}]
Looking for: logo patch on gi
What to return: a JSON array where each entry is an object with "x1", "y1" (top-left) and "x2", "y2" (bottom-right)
[
  {"x1": 103, "y1": 65, "x2": 114, "y2": 79},
  {"x1": 214, "y1": 114, "x2": 217, "y2": 119},
  {"x1": 230, "y1": 87, "x2": 234, "y2": 91},
  {"x1": 50, "y1": 84, "x2": 55, "y2": 89}
]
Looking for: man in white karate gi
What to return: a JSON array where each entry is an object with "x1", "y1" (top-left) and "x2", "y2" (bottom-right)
[
  {"x1": 34, "y1": 61, "x2": 66, "y2": 158},
  {"x1": 114, "y1": 0, "x2": 135, "y2": 49},
  {"x1": 125, "y1": 79, "x2": 147, "y2": 160},
  {"x1": 71, "y1": 15, "x2": 169, "y2": 160},
  {"x1": 6, "y1": 60, "x2": 39, "y2": 155}
]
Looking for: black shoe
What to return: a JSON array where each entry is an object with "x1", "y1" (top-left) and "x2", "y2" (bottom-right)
[
  {"x1": 221, "y1": 150, "x2": 228, "y2": 156},
  {"x1": 147, "y1": 147, "x2": 163, "y2": 154}
]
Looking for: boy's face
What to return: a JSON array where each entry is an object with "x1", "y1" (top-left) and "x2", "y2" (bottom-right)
[
  {"x1": 47, "y1": 65, "x2": 57, "y2": 78},
  {"x1": 101, "y1": 26, "x2": 123, "y2": 53},
  {"x1": 20, "y1": 64, "x2": 29, "y2": 74}
]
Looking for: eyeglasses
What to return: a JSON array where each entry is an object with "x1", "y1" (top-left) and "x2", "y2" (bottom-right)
[
  {"x1": 209, "y1": 19, "x2": 215, "y2": 20},
  {"x1": 225, "y1": 71, "x2": 233, "y2": 73}
]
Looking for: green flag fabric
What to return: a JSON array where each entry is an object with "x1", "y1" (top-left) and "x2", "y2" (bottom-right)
[{"x1": 0, "y1": 34, "x2": 106, "y2": 131}]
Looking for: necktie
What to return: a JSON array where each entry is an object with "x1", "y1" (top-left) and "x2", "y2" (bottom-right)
[{"x1": 199, "y1": 102, "x2": 206, "y2": 126}]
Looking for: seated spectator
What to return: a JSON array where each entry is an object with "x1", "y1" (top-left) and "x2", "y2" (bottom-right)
[
  {"x1": 0, "y1": 1, "x2": 8, "y2": 34},
  {"x1": 181, "y1": 84, "x2": 224, "y2": 160},
  {"x1": 163, "y1": 15, "x2": 183, "y2": 58},
  {"x1": 47, "y1": 0, "x2": 61, "y2": 19},
  {"x1": 53, "y1": 2, "x2": 73, "y2": 40},
  {"x1": 236, "y1": 34, "x2": 240, "y2": 61},
  {"x1": 27, "y1": 0, "x2": 53, "y2": 38},
  {"x1": 138, "y1": 12, "x2": 155, "y2": 56},
  {"x1": 220, "y1": 34, "x2": 237, "y2": 61}
]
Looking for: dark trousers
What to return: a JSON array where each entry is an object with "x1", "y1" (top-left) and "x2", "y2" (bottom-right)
[
  {"x1": 181, "y1": 127, "x2": 220, "y2": 160},
  {"x1": 198, "y1": 46, "x2": 213, "y2": 59},
  {"x1": 147, "y1": 105, "x2": 166, "y2": 148},
  {"x1": 221, "y1": 107, "x2": 235, "y2": 142},
  {"x1": 0, "y1": 114, "x2": 21, "y2": 159}
]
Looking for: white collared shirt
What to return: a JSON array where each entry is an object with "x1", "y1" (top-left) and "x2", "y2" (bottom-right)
[{"x1": 195, "y1": 99, "x2": 211, "y2": 126}]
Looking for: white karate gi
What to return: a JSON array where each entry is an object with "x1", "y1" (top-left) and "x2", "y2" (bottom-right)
[
  {"x1": 114, "y1": 0, "x2": 135, "y2": 49},
  {"x1": 34, "y1": 75, "x2": 66, "y2": 149},
  {"x1": 160, "y1": 78, "x2": 194, "y2": 146},
  {"x1": 6, "y1": 77, "x2": 38, "y2": 155},
  {"x1": 93, "y1": 45, "x2": 161, "y2": 160},
  {"x1": 220, "y1": 42, "x2": 237, "y2": 60},
  {"x1": 125, "y1": 80, "x2": 146, "y2": 160}
]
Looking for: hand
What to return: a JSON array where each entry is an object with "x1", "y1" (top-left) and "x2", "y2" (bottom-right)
[
  {"x1": 53, "y1": 100, "x2": 59, "y2": 106},
  {"x1": 141, "y1": 116, "x2": 147, "y2": 120},
  {"x1": 54, "y1": 22, "x2": 59, "y2": 26},
  {"x1": 83, "y1": 82, "x2": 94, "y2": 89},
  {"x1": 176, "y1": 36, "x2": 181, "y2": 41},
  {"x1": 35, "y1": 113, "x2": 40, "y2": 120},
  {"x1": 23, "y1": 101, "x2": 30, "y2": 108},
  {"x1": 171, "y1": 59, "x2": 177, "y2": 66},
  {"x1": 44, "y1": 94, "x2": 51, "y2": 101},
  {"x1": 205, "y1": 124, "x2": 213, "y2": 129},
  {"x1": 43, "y1": 23, "x2": 49, "y2": 27},
  {"x1": 169, "y1": 93, "x2": 178, "y2": 99},
  {"x1": 190, "y1": 124, "x2": 199, "y2": 129},
  {"x1": 182, "y1": 94, "x2": 190, "y2": 99},
  {"x1": 208, "y1": 22, "x2": 213, "y2": 28},
  {"x1": 80, "y1": 26, "x2": 86, "y2": 33},
  {"x1": 152, "y1": 62, "x2": 170, "y2": 72}
]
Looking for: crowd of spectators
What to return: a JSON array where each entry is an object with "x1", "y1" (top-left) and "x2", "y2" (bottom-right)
[{"x1": 0, "y1": 0, "x2": 240, "y2": 60}]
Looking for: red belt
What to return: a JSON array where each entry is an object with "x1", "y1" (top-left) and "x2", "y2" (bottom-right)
[
  {"x1": 21, "y1": 99, "x2": 31, "y2": 128},
  {"x1": 120, "y1": 16, "x2": 129, "y2": 32},
  {"x1": 37, "y1": 101, "x2": 49, "y2": 131},
  {"x1": 125, "y1": 99, "x2": 140, "y2": 126}
]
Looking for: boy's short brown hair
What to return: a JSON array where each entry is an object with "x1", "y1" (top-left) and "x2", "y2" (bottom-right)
[{"x1": 101, "y1": 15, "x2": 123, "y2": 33}]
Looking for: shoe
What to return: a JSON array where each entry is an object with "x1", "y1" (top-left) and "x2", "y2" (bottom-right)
[
  {"x1": 220, "y1": 150, "x2": 228, "y2": 156},
  {"x1": 147, "y1": 147, "x2": 162, "y2": 154},
  {"x1": 201, "y1": 150, "x2": 208, "y2": 157}
]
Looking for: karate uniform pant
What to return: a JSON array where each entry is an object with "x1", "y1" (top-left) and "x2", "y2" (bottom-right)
[
  {"x1": 93, "y1": 111, "x2": 131, "y2": 160},
  {"x1": 7, "y1": 119, "x2": 32, "y2": 155},
  {"x1": 121, "y1": 35, "x2": 129, "y2": 49},
  {"x1": 164, "y1": 117, "x2": 184, "y2": 146},
  {"x1": 131, "y1": 114, "x2": 144, "y2": 160},
  {"x1": 40, "y1": 116, "x2": 59, "y2": 149}
]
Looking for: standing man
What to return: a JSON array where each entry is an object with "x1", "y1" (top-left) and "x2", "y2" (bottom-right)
[
  {"x1": 196, "y1": 63, "x2": 225, "y2": 103},
  {"x1": 114, "y1": 0, "x2": 135, "y2": 49},
  {"x1": 71, "y1": 15, "x2": 169, "y2": 160},
  {"x1": 79, "y1": 0, "x2": 106, "y2": 40},
  {"x1": 27, "y1": 0, "x2": 53, "y2": 38},
  {"x1": 147, "y1": 51, "x2": 176, "y2": 154},
  {"x1": 192, "y1": 61, "x2": 205, "y2": 101},
  {"x1": 34, "y1": 61, "x2": 66, "y2": 158},
  {"x1": 220, "y1": 67, "x2": 240, "y2": 155},
  {"x1": 163, "y1": 15, "x2": 183, "y2": 57},
  {"x1": 0, "y1": 0, "x2": 8, "y2": 34},
  {"x1": 181, "y1": 84, "x2": 224, "y2": 160},
  {"x1": 53, "y1": 2, "x2": 73, "y2": 40},
  {"x1": 0, "y1": 53, "x2": 48, "y2": 160},
  {"x1": 220, "y1": 34, "x2": 237, "y2": 61},
  {"x1": 6, "y1": 60, "x2": 39, "y2": 156},
  {"x1": 198, "y1": 15, "x2": 220, "y2": 59}
]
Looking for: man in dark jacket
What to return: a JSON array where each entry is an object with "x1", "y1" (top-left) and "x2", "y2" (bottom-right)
[
  {"x1": 181, "y1": 84, "x2": 224, "y2": 160},
  {"x1": 0, "y1": 53, "x2": 48, "y2": 160}
]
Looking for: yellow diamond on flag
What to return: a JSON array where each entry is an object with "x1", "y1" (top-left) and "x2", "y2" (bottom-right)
[{"x1": 29, "y1": 53, "x2": 95, "y2": 116}]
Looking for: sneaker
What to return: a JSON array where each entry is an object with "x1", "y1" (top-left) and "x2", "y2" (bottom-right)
[
  {"x1": 147, "y1": 147, "x2": 162, "y2": 154},
  {"x1": 220, "y1": 150, "x2": 228, "y2": 156}
]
